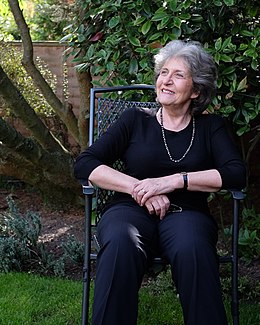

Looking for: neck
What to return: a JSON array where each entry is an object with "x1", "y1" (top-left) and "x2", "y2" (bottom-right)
[{"x1": 158, "y1": 107, "x2": 192, "y2": 132}]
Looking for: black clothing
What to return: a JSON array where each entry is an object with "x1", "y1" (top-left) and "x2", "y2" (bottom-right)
[
  {"x1": 75, "y1": 107, "x2": 246, "y2": 213},
  {"x1": 74, "y1": 107, "x2": 246, "y2": 325},
  {"x1": 93, "y1": 205, "x2": 227, "y2": 325}
]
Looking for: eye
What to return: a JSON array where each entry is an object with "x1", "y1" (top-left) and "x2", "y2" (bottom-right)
[
  {"x1": 160, "y1": 69, "x2": 168, "y2": 76},
  {"x1": 174, "y1": 72, "x2": 185, "y2": 79}
]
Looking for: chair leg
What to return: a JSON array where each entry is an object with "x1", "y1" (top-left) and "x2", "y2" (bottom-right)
[
  {"x1": 82, "y1": 192, "x2": 93, "y2": 325},
  {"x1": 231, "y1": 197, "x2": 240, "y2": 325}
]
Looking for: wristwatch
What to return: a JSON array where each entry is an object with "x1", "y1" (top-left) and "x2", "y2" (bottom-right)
[{"x1": 180, "y1": 172, "x2": 188, "y2": 190}]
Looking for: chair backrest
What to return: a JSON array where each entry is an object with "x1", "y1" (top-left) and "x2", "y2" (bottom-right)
[{"x1": 89, "y1": 85, "x2": 160, "y2": 224}]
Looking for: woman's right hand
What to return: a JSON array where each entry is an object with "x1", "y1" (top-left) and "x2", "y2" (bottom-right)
[{"x1": 143, "y1": 194, "x2": 170, "y2": 220}]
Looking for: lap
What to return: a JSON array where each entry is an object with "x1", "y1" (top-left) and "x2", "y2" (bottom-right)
[
  {"x1": 97, "y1": 202, "x2": 159, "y2": 255},
  {"x1": 98, "y1": 205, "x2": 218, "y2": 260},
  {"x1": 158, "y1": 210, "x2": 218, "y2": 262}
]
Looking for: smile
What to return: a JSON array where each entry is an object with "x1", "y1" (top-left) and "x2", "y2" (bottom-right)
[{"x1": 162, "y1": 89, "x2": 174, "y2": 94}]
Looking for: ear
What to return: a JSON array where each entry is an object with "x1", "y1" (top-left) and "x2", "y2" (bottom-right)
[{"x1": 191, "y1": 90, "x2": 200, "y2": 99}]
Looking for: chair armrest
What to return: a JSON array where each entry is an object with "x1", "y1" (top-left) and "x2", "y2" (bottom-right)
[
  {"x1": 79, "y1": 179, "x2": 95, "y2": 195},
  {"x1": 83, "y1": 185, "x2": 95, "y2": 195},
  {"x1": 228, "y1": 190, "x2": 246, "y2": 200}
]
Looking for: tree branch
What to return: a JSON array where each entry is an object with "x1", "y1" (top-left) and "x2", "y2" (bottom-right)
[
  {"x1": 0, "y1": 144, "x2": 81, "y2": 205},
  {"x1": 0, "y1": 64, "x2": 65, "y2": 153},
  {"x1": 76, "y1": 69, "x2": 91, "y2": 150},
  {"x1": 0, "y1": 115, "x2": 73, "y2": 182},
  {"x1": 7, "y1": 0, "x2": 80, "y2": 144}
]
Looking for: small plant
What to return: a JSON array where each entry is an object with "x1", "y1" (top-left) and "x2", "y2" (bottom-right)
[
  {"x1": 224, "y1": 206, "x2": 260, "y2": 264},
  {"x1": 221, "y1": 272, "x2": 260, "y2": 302},
  {"x1": 0, "y1": 236, "x2": 28, "y2": 272},
  {"x1": 62, "y1": 235, "x2": 84, "y2": 265},
  {"x1": 0, "y1": 195, "x2": 64, "y2": 276},
  {"x1": 0, "y1": 196, "x2": 40, "y2": 272},
  {"x1": 143, "y1": 266, "x2": 176, "y2": 296}
]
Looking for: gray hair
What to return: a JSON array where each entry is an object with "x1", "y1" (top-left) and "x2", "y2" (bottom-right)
[{"x1": 154, "y1": 40, "x2": 217, "y2": 114}]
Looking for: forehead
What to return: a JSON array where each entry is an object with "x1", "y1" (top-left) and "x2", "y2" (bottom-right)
[{"x1": 162, "y1": 56, "x2": 189, "y2": 71}]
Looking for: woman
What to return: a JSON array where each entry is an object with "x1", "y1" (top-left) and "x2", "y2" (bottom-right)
[{"x1": 74, "y1": 40, "x2": 246, "y2": 325}]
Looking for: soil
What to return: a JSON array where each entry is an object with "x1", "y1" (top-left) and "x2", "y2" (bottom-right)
[{"x1": 0, "y1": 187, "x2": 259, "y2": 286}]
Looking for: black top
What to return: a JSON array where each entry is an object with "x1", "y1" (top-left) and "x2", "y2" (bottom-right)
[{"x1": 74, "y1": 107, "x2": 246, "y2": 215}]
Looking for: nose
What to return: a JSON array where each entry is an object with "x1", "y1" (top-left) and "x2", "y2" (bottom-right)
[{"x1": 164, "y1": 74, "x2": 174, "y2": 85}]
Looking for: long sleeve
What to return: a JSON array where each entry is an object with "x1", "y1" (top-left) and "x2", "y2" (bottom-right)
[
  {"x1": 207, "y1": 115, "x2": 246, "y2": 190},
  {"x1": 74, "y1": 108, "x2": 136, "y2": 180}
]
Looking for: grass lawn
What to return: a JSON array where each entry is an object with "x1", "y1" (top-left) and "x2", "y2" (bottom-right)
[{"x1": 0, "y1": 272, "x2": 259, "y2": 324}]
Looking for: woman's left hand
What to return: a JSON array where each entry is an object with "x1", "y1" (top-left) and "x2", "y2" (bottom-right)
[
  {"x1": 144, "y1": 194, "x2": 170, "y2": 220},
  {"x1": 132, "y1": 177, "x2": 173, "y2": 206}
]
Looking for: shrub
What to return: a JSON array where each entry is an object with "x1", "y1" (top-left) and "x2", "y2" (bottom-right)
[
  {"x1": 224, "y1": 206, "x2": 260, "y2": 264},
  {"x1": 0, "y1": 195, "x2": 64, "y2": 275},
  {"x1": 0, "y1": 41, "x2": 56, "y2": 118}
]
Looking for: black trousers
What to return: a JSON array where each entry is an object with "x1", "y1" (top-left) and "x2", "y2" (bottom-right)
[{"x1": 92, "y1": 203, "x2": 228, "y2": 325}]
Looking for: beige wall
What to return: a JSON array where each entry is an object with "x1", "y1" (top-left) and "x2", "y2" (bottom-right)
[{"x1": 12, "y1": 41, "x2": 80, "y2": 111}]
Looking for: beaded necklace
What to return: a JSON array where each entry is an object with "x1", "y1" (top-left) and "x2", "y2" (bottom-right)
[{"x1": 159, "y1": 108, "x2": 195, "y2": 163}]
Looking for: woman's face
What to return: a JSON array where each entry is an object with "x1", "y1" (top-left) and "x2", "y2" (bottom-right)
[{"x1": 156, "y1": 56, "x2": 199, "y2": 109}]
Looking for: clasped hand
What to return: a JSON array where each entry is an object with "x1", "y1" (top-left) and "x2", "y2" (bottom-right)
[{"x1": 131, "y1": 178, "x2": 171, "y2": 220}]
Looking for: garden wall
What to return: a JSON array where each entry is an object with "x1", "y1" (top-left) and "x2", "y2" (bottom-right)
[{"x1": 12, "y1": 41, "x2": 80, "y2": 112}]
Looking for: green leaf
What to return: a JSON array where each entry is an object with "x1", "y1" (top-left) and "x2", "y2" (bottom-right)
[
  {"x1": 179, "y1": 13, "x2": 191, "y2": 20},
  {"x1": 109, "y1": 16, "x2": 120, "y2": 29},
  {"x1": 235, "y1": 56, "x2": 245, "y2": 62},
  {"x1": 98, "y1": 49, "x2": 107, "y2": 58},
  {"x1": 191, "y1": 14, "x2": 203, "y2": 23},
  {"x1": 236, "y1": 125, "x2": 250, "y2": 136},
  {"x1": 148, "y1": 32, "x2": 162, "y2": 42},
  {"x1": 133, "y1": 16, "x2": 146, "y2": 26},
  {"x1": 169, "y1": 0, "x2": 178, "y2": 11},
  {"x1": 86, "y1": 44, "x2": 95, "y2": 59},
  {"x1": 222, "y1": 37, "x2": 232, "y2": 50},
  {"x1": 157, "y1": 16, "x2": 171, "y2": 30},
  {"x1": 141, "y1": 21, "x2": 152, "y2": 35},
  {"x1": 173, "y1": 17, "x2": 182, "y2": 29},
  {"x1": 213, "y1": 0, "x2": 222, "y2": 6},
  {"x1": 139, "y1": 58, "x2": 148, "y2": 69},
  {"x1": 240, "y1": 30, "x2": 253, "y2": 37},
  {"x1": 78, "y1": 34, "x2": 85, "y2": 43},
  {"x1": 208, "y1": 13, "x2": 216, "y2": 31},
  {"x1": 128, "y1": 58, "x2": 138, "y2": 75},
  {"x1": 242, "y1": 109, "x2": 250, "y2": 123},
  {"x1": 251, "y1": 60, "x2": 258, "y2": 70},
  {"x1": 214, "y1": 52, "x2": 220, "y2": 64},
  {"x1": 112, "y1": 50, "x2": 120, "y2": 61},
  {"x1": 222, "y1": 66, "x2": 236, "y2": 75},
  {"x1": 129, "y1": 36, "x2": 141, "y2": 47},
  {"x1": 220, "y1": 54, "x2": 233, "y2": 62},
  {"x1": 236, "y1": 76, "x2": 247, "y2": 91},
  {"x1": 217, "y1": 78, "x2": 222, "y2": 88},
  {"x1": 244, "y1": 49, "x2": 256, "y2": 58},
  {"x1": 215, "y1": 38, "x2": 222, "y2": 51},
  {"x1": 223, "y1": 0, "x2": 234, "y2": 6},
  {"x1": 152, "y1": 10, "x2": 168, "y2": 22},
  {"x1": 106, "y1": 61, "x2": 115, "y2": 71}
]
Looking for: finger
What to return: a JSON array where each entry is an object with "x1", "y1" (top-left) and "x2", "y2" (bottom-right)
[
  {"x1": 159, "y1": 207, "x2": 167, "y2": 220},
  {"x1": 133, "y1": 188, "x2": 149, "y2": 206},
  {"x1": 150, "y1": 201, "x2": 162, "y2": 217},
  {"x1": 145, "y1": 201, "x2": 155, "y2": 214}
]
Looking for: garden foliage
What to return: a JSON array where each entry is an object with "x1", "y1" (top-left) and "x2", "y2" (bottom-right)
[{"x1": 63, "y1": 0, "x2": 259, "y2": 144}]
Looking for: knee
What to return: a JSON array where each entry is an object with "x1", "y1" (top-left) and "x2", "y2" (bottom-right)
[{"x1": 99, "y1": 223, "x2": 144, "y2": 254}]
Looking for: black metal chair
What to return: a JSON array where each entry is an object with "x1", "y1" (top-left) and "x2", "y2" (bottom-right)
[{"x1": 80, "y1": 84, "x2": 245, "y2": 325}]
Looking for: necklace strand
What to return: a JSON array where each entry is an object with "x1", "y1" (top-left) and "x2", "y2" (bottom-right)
[{"x1": 159, "y1": 108, "x2": 195, "y2": 163}]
